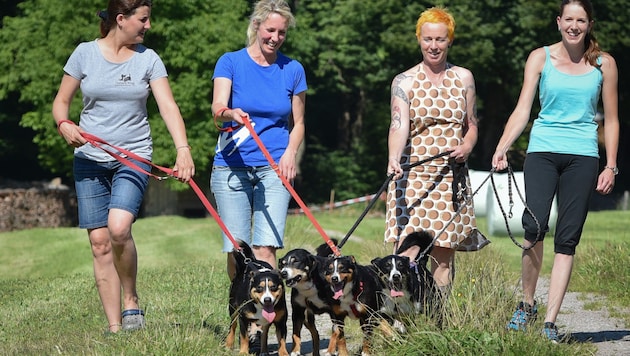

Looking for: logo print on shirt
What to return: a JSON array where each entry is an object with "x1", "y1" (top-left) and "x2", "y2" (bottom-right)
[
  {"x1": 117, "y1": 74, "x2": 132, "y2": 86},
  {"x1": 216, "y1": 121, "x2": 254, "y2": 156}
]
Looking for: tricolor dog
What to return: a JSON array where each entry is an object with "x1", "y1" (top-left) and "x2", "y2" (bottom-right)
[
  {"x1": 278, "y1": 241, "x2": 336, "y2": 356},
  {"x1": 371, "y1": 231, "x2": 437, "y2": 327},
  {"x1": 322, "y1": 254, "x2": 390, "y2": 356},
  {"x1": 226, "y1": 240, "x2": 289, "y2": 356}
]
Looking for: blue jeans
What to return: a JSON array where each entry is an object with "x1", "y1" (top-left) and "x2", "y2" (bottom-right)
[
  {"x1": 210, "y1": 165, "x2": 291, "y2": 252},
  {"x1": 74, "y1": 157, "x2": 150, "y2": 229}
]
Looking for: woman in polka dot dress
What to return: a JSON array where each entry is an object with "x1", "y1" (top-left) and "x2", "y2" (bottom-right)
[{"x1": 385, "y1": 6, "x2": 488, "y2": 300}]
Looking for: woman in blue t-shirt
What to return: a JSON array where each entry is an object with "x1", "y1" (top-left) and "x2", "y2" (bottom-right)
[
  {"x1": 492, "y1": 0, "x2": 619, "y2": 342},
  {"x1": 210, "y1": 0, "x2": 307, "y2": 278}
]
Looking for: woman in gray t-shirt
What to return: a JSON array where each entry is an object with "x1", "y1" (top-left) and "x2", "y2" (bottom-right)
[{"x1": 52, "y1": 0, "x2": 195, "y2": 334}]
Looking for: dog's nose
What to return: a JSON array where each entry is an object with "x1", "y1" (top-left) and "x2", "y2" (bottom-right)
[
  {"x1": 280, "y1": 270, "x2": 288, "y2": 279},
  {"x1": 393, "y1": 273, "x2": 401, "y2": 282},
  {"x1": 264, "y1": 297, "x2": 272, "y2": 304},
  {"x1": 332, "y1": 276, "x2": 339, "y2": 283}
]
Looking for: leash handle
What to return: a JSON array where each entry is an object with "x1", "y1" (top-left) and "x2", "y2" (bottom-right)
[{"x1": 241, "y1": 116, "x2": 341, "y2": 256}]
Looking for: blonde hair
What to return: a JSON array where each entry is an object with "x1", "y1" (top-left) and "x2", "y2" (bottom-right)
[
  {"x1": 247, "y1": 0, "x2": 296, "y2": 46},
  {"x1": 415, "y1": 6, "x2": 455, "y2": 42}
]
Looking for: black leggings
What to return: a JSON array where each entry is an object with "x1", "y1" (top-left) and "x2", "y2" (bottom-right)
[{"x1": 522, "y1": 152, "x2": 598, "y2": 255}]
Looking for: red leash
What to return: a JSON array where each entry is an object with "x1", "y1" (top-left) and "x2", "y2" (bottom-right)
[
  {"x1": 240, "y1": 117, "x2": 341, "y2": 256},
  {"x1": 57, "y1": 121, "x2": 243, "y2": 253}
]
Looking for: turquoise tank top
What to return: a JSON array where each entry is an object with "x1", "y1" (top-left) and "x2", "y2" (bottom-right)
[{"x1": 527, "y1": 46, "x2": 602, "y2": 157}]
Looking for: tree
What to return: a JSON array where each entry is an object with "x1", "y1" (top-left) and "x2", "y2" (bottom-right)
[
  {"x1": 0, "y1": 0, "x2": 249, "y2": 189},
  {"x1": 289, "y1": 0, "x2": 431, "y2": 201},
  {"x1": 1, "y1": 0, "x2": 629, "y2": 201}
]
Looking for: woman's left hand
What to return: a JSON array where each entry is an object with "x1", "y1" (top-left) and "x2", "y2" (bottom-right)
[
  {"x1": 278, "y1": 152, "x2": 297, "y2": 181},
  {"x1": 172, "y1": 148, "x2": 195, "y2": 182},
  {"x1": 595, "y1": 169, "x2": 615, "y2": 195},
  {"x1": 447, "y1": 144, "x2": 471, "y2": 163}
]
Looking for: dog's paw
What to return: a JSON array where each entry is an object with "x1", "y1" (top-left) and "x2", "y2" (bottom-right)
[{"x1": 393, "y1": 319, "x2": 407, "y2": 333}]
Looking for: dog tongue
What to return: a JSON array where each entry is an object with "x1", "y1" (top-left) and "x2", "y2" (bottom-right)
[
  {"x1": 262, "y1": 308, "x2": 276, "y2": 323},
  {"x1": 333, "y1": 289, "x2": 344, "y2": 300},
  {"x1": 390, "y1": 289, "x2": 405, "y2": 298}
]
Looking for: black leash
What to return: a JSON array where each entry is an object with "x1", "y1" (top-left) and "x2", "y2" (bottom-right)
[
  {"x1": 337, "y1": 151, "x2": 451, "y2": 251},
  {"x1": 489, "y1": 165, "x2": 542, "y2": 251}
]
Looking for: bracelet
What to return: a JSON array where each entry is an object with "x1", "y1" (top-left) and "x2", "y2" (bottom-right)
[
  {"x1": 214, "y1": 107, "x2": 230, "y2": 120},
  {"x1": 176, "y1": 145, "x2": 191, "y2": 150},
  {"x1": 56, "y1": 119, "x2": 76, "y2": 135},
  {"x1": 213, "y1": 106, "x2": 242, "y2": 133},
  {"x1": 213, "y1": 107, "x2": 229, "y2": 131}
]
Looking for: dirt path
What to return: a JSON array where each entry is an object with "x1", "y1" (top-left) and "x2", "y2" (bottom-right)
[{"x1": 535, "y1": 278, "x2": 630, "y2": 356}]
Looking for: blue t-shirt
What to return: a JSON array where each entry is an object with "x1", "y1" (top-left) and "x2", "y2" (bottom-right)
[
  {"x1": 212, "y1": 48, "x2": 307, "y2": 167},
  {"x1": 63, "y1": 39, "x2": 167, "y2": 161},
  {"x1": 527, "y1": 46, "x2": 602, "y2": 157}
]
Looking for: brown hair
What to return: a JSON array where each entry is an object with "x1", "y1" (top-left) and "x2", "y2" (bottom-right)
[
  {"x1": 98, "y1": 0, "x2": 153, "y2": 38},
  {"x1": 559, "y1": 0, "x2": 601, "y2": 67}
]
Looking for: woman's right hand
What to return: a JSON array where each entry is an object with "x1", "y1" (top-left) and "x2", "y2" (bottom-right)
[
  {"x1": 58, "y1": 121, "x2": 87, "y2": 148},
  {"x1": 491, "y1": 150, "x2": 508, "y2": 171},
  {"x1": 225, "y1": 108, "x2": 248, "y2": 125},
  {"x1": 387, "y1": 158, "x2": 403, "y2": 180}
]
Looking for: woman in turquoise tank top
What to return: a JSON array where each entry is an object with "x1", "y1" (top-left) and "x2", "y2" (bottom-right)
[{"x1": 491, "y1": 0, "x2": 619, "y2": 343}]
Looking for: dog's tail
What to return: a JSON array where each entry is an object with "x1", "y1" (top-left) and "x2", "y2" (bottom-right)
[
  {"x1": 231, "y1": 239, "x2": 255, "y2": 272},
  {"x1": 396, "y1": 230, "x2": 434, "y2": 261}
]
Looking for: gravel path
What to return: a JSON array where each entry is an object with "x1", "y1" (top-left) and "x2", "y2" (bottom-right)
[{"x1": 535, "y1": 278, "x2": 630, "y2": 356}]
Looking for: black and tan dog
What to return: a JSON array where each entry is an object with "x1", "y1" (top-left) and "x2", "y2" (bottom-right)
[
  {"x1": 278, "y1": 241, "x2": 336, "y2": 356},
  {"x1": 371, "y1": 231, "x2": 438, "y2": 326},
  {"x1": 226, "y1": 240, "x2": 289, "y2": 356},
  {"x1": 322, "y1": 253, "x2": 391, "y2": 356}
]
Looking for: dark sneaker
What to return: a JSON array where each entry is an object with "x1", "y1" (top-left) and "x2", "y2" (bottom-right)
[
  {"x1": 542, "y1": 322, "x2": 560, "y2": 343},
  {"x1": 507, "y1": 301, "x2": 538, "y2": 331}
]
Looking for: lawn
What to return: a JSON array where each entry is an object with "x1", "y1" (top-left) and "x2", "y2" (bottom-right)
[{"x1": 0, "y1": 208, "x2": 627, "y2": 355}]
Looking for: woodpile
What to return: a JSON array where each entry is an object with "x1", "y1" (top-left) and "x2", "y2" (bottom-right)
[{"x1": 0, "y1": 178, "x2": 78, "y2": 232}]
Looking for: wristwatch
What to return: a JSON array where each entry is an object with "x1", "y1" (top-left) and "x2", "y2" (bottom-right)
[{"x1": 605, "y1": 166, "x2": 619, "y2": 175}]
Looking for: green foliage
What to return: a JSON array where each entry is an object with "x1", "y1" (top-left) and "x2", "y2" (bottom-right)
[{"x1": 1, "y1": 0, "x2": 629, "y2": 199}]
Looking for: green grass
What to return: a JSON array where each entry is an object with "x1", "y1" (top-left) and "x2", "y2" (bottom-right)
[{"x1": 0, "y1": 209, "x2": 628, "y2": 355}]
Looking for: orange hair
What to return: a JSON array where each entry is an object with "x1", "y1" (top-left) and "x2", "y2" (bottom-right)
[{"x1": 415, "y1": 6, "x2": 455, "y2": 42}]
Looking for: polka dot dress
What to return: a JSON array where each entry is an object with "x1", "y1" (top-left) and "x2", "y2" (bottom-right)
[{"x1": 384, "y1": 64, "x2": 488, "y2": 251}]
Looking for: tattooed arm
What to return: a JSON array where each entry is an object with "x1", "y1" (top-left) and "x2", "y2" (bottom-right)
[{"x1": 387, "y1": 72, "x2": 412, "y2": 179}]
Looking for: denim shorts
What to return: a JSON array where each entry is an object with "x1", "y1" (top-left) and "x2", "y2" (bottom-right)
[
  {"x1": 74, "y1": 157, "x2": 150, "y2": 229},
  {"x1": 210, "y1": 165, "x2": 291, "y2": 252}
]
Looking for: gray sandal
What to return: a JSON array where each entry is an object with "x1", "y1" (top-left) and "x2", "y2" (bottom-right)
[{"x1": 121, "y1": 309, "x2": 145, "y2": 331}]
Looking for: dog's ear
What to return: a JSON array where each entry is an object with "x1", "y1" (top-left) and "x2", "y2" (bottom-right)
[
  {"x1": 350, "y1": 255, "x2": 356, "y2": 264},
  {"x1": 371, "y1": 257, "x2": 381, "y2": 265},
  {"x1": 249, "y1": 267, "x2": 264, "y2": 279}
]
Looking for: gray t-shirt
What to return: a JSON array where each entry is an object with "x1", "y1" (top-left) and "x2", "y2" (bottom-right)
[{"x1": 63, "y1": 39, "x2": 168, "y2": 162}]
